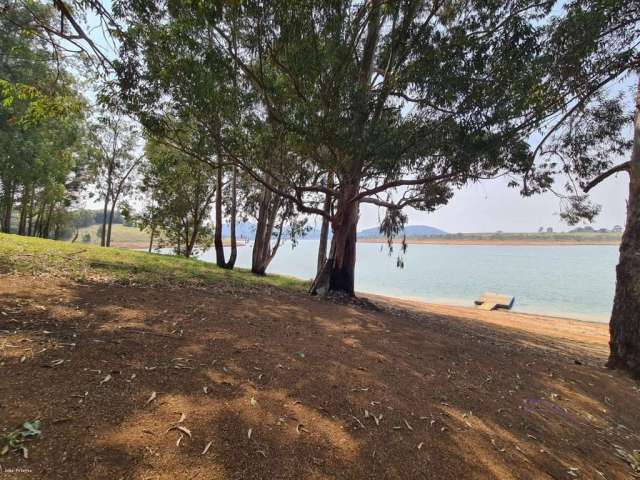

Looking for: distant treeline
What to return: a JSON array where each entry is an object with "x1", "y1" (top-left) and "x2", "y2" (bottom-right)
[{"x1": 408, "y1": 232, "x2": 622, "y2": 242}]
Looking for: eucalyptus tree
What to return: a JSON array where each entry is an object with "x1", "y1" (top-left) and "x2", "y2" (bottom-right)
[
  {"x1": 114, "y1": 0, "x2": 548, "y2": 295},
  {"x1": 506, "y1": 0, "x2": 640, "y2": 376},
  {"x1": 89, "y1": 113, "x2": 141, "y2": 246},
  {"x1": 1, "y1": 1, "x2": 87, "y2": 235},
  {"x1": 139, "y1": 139, "x2": 216, "y2": 258}
]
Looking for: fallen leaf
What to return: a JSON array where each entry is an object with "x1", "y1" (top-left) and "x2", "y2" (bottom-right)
[
  {"x1": 100, "y1": 374, "x2": 112, "y2": 385},
  {"x1": 146, "y1": 391, "x2": 157, "y2": 404},
  {"x1": 247, "y1": 428, "x2": 253, "y2": 439},
  {"x1": 178, "y1": 413, "x2": 186, "y2": 423},
  {"x1": 250, "y1": 397, "x2": 257, "y2": 407},
  {"x1": 167, "y1": 425, "x2": 192, "y2": 439},
  {"x1": 418, "y1": 442, "x2": 424, "y2": 450},
  {"x1": 202, "y1": 441, "x2": 213, "y2": 455}
]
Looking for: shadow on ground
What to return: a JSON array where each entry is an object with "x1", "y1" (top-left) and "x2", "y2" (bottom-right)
[{"x1": 1, "y1": 275, "x2": 639, "y2": 479}]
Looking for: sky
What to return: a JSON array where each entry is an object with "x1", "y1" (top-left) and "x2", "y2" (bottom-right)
[{"x1": 358, "y1": 173, "x2": 628, "y2": 233}]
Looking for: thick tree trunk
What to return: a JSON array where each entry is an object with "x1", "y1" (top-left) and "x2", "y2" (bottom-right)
[
  {"x1": 316, "y1": 173, "x2": 334, "y2": 275},
  {"x1": 311, "y1": 181, "x2": 360, "y2": 296},
  {"x1": 607, "y1": 78, "x2": 640, "y2": 377}
]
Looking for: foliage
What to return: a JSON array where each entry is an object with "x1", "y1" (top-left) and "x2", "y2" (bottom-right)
[
  {"x1": 137, "y1": 137, "x2": 216, "y2": 257},
  {"x1": 0, "y1": 420, "x2": 42, "y2": 459}
]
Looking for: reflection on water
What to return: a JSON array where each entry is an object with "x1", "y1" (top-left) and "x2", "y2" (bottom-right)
[{"x1": 189, "y1": 240, "x2": 617, "y2": 322}]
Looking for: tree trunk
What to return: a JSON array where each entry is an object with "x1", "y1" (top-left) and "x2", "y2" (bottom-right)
[
  {"x1": 106, "y1": 199, "x2": 117, "y2": 247},
  {"x1": 101, "y1": 167, "x2": 113, "y2": 247},
  {"x1": 27, "y1": 186, "x2": 35, "y2": 236},
  {"x1": 148, "y1": 226, "x2": 155, "y2": 253},
  {"x1": 214, "y1": 160, "x2": 227, "y2": 268},
  {"x1": 18, "y1": 184, "x2": 29, "y2": 235},
  {"x1": 607, "y1": 77, "x2": 640, "y2": 377},
  {"x1": 251, "y1": 185, "x2": 282, "y2": 275},
  {"x1": 316, "y1": 173, "x2": 334, "y2": 275},
  {"x1": 227, "y1": 166, "x2": 238, "y2": 268},
  {"x1": 1, "y1": 181, "x2": 14, "y2": 233},
  {"x1": 311, "y1": 180, "x2": 360, "y2": 296},
  {"x1": 42, "y1": 202, "x2": 54, "y2": 239}
]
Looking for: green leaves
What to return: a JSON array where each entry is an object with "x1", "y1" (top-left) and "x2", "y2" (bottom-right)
[{"x1": 1, "y1": 420, "x2": 43, "y2": 459}]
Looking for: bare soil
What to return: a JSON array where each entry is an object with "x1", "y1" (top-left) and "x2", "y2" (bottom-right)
[{"x1": 1, "y1": 274, "x2": 639, "y2": 479}]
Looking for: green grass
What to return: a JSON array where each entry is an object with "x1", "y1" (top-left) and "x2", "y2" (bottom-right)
[
  {"x1": 0, "y1": 233, "x2": 308, "y2": 291},
  {"x1": 77, "y1": 224, "x2": 152, "y2": 245}
]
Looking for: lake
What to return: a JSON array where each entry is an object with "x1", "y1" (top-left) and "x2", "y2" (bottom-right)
[{"x1": 193, "y1": 240, "x2": 619, "y2": 323}]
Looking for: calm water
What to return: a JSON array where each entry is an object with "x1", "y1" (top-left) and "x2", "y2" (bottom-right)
[{"x1": 192, "y1": 241, "x2": 618, "y2": 322}]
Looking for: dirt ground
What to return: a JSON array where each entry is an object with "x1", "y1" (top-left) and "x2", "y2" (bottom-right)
[{"x1": 1, "y1": 275, "x2": 639, "y2": 479}]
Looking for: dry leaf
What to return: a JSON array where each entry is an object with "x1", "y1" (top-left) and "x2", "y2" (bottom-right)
[
  {"x1": 178, "y1": 413, "x2": 186, "y2": 423},
  {"x1": 146, "y1": 391, "x2": 157, "y2": 404},
  {"x1": 100, "y1": 374, "x2": 112, "y2": 385},
  {"x1": 202, "y1": 441, "x2": 213, "y2": 455},
  {"x1": 418, "y1": 442, "x2": 424, "y2": 450},
  {"x1": 250, "y1": 397, "x2": 257, "y2": 407},
  {"x1": 247, "y1": 428, "x2": 253, "y2": 439},
  {"x1": 167, "y1": 425, "x2": 192, "y2": 438}
]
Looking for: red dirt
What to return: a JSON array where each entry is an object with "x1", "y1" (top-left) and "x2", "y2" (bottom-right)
[{"x1": 1, "y1": 275, "x2": 639, "y2": 479}]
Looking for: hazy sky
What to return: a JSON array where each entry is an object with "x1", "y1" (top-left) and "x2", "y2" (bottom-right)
[{"x1": 358, "y1": 173, "x2": 628, "y2": 233}]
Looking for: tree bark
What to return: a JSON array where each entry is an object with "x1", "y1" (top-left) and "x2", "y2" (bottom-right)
[
  {"x1": 18, "y1": 184, "x2": 29, "y2": 235},
  {"x1": 227, "y1": 165, "x2": 238, "y2": 268},
  {"x1": 214, "y1": 158, "x2": 227, "y2": 268},
  {"x1": 251, "y1": 185, "x2": 282, "y2": 275},
  {"x1": 148, "y1": 226, "x2": 155, "y2": 253},
  {"x1": 316, "y1": 173, "x2": 334, "y2": 275},
  {"x1": 607, "y1": 76, "x2": 640, "y2": 377},
  {"x1": 106, "y1": 198, "x2": 117, "y2": 247},
  {"x1": 101, "y1": 166, "x2": 113, "y2": 247},
  {"x1": 311, "y1": 180, "x2": 360, "y2": 296},
  {"x1": 1, "y1": 181, "x2": 14, "y2": 233}
]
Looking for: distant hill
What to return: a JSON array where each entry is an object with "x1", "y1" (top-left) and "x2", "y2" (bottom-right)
[{"x1": 357, "y1": 225, "x2": 447, "y2": 238}]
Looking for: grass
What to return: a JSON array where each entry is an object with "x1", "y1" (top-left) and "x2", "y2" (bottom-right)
[
  {"x1": 0, "y1": 233, "x2": 308, "y2": 291},
  {"x1": 76, "y1": 224, "x2": 152, "y2": 245}
]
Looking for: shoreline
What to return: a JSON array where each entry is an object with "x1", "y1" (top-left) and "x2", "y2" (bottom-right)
[
  {"x1": 365, "y1": 292, "x2": 610, "y2": 345},
  {"x1": 363, "y1": 291, "x2": 609, "y2": 325}
]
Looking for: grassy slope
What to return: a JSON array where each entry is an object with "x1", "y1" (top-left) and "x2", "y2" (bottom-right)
[
  {"x1": 77, "y1": 224, "x2": 152, "y2": 244},
  {"x1": 0, "y1": 233, "x2": 307, "y2": 291}
]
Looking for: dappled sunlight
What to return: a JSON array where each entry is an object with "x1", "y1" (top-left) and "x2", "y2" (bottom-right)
[{"x1": 2, "y1": 276, "x2": 639, "y2": 479}]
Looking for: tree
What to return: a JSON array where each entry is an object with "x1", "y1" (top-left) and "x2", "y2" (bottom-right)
[
  {"x1": 506, "y1": 1, "x2": 639, "y2": 376},
  {"x1": 0, "y1": 2, "x2": 87, "y2": 237},
  {"x1": 137, "y1": 138, "x2": 216, "y2": 258},
  {"x1": 115, "y1": 0, "x2": 546, "y2": 295},
  {"x1": 88, "y1": 113, "x2": 141, "y2": 247}
]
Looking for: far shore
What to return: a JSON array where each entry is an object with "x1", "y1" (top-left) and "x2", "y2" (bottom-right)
[{"x1": 359, "y1": 237, "x2": 620, "y2": 246}]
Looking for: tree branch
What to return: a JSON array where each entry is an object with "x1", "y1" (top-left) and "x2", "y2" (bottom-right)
[{"x1": 583, "y1": 161, "x2": 630, "y2": 193}]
